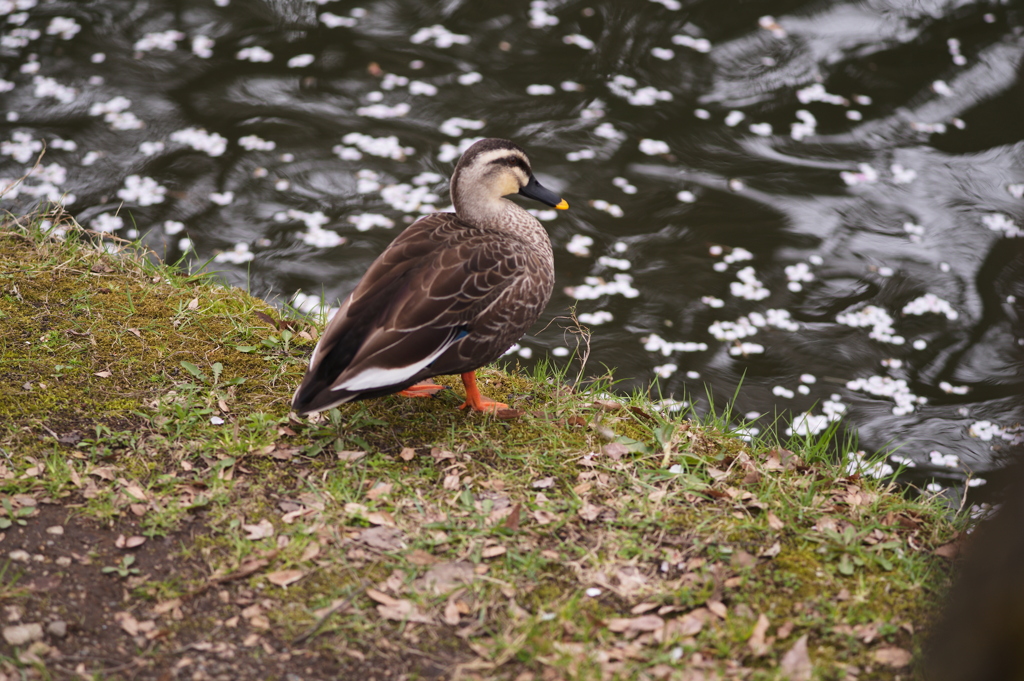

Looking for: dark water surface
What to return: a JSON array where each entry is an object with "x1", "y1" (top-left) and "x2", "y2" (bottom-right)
[{"x1": 3, "y1": 0, "x2": 1024, "y2": 496}]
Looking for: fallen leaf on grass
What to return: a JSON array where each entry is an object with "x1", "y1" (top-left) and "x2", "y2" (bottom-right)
[
  {"x1": 366, "y1": 588, "x2": 399, "y2": 606},
  {"x1": 873, "y1": 647, "x2": 912, "y2": 667},
  {"x1": 266, "y1": 569, "x2": 305, "y2": 587},
  {"x1": 767, "y1": 511, "x2": 784, "y2": 530},
  {"x1": 760, "y1": 541, "x2": 782, "y2": 558},
  {"x1": 531, "y1": 477, "x2": 555, "y2": 489},
  {"x1": 630, "y1": 602, "x2": 659, "y2": 615},
  {"x1": 731, "y1": 549, "x2": 757, "y2": 568},
  {"x1": 747, "y1": 613, "x2": 770, "y2": 656},
  {"x1": 606, "y1": 614, "x2": 664, "y2": 634},
  {"x1": 366, "y1": 511, "x2": 396, "y2": 527},
  {"x1": 665, "y1": 610, "x2": 706, "y2": 637},
  {"x1": 933, "y1": 540, "x2": 962, "y2": 559},
  {"x1": 88, "y1": 466, "x2": 117, "y2": 481},
  {"x1": 531, "y1": 509, "x2": 559, "y2": 525},
  {"x1": 367, "y1": 588, "x2": 432, "y2": 623},
  {"x1": 399, "y1": 447, "x2": 416, "y2": 461},
  {"x1": 93, "y1": 370, "x2": 112, "y2": 378},
  {"x1": 242, "y1": 519, "x2": 275, "y2": 540},
  {"x1": 377, "y1": 600, "x2": 433, "y2": 624},
  {"x1": 578, "y1": 502, "x2": 605, "y2": 522},
  {"x1": 415, "y1": 561, "x2": 475, "y2": 595},
  {"x1": 212, "y1": 558, "x2": 270, "y2": 583},
  {"x1": 406, "y1": 549, "x2": 438, "y2": 566},
  {"x1": 502, "y1": 503, "x2": 521, "y2": 531},
  {"x1": 358, "y1": 526, "x2": 404, "y2": 551},
  {"x1": 706, "y1": 600, "x2": 727, "y2": 619},
  {"x1": 366, "y1": 483, "x2": 392, "y2": 500},
  {"x1": 443, "y1": 597, "x2": 461, "y2": 625},
  {"x1": 481, "y1": 545, "x2": 506, "y2": 559},
  {"x1": 779, "y1": 634, "x2": 812, "y2": 680},
  {"x1": 601, "y1": 442, "x2": 629, "y2": 459},
  {"x1": 300, "y1": 542, "x2": 320, "y2": 562},
  {"x1": 337, "y1": 450, "x2": 367, "y2": 463}
]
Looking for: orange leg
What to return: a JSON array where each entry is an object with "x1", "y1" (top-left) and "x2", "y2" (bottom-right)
[
  {"x1": 458, "y1": 371, "x2": 508, "y2": 412},
  {"x1": 398, "y1": 383, "x2": 446, "y2": 398}
]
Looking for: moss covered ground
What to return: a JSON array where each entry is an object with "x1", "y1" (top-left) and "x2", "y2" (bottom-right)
[{"x1": 0, "y1": 208, "x2": 958, "y2": 680}]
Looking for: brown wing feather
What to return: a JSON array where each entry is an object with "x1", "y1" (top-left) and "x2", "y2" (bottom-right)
[{"x1": 297, "y1": 212, "x2": 550, "y2": 404}]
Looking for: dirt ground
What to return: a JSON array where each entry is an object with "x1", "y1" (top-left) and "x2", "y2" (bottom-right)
[{"x1": 1, "y1": 503, "x2": 460, "y2": 680}]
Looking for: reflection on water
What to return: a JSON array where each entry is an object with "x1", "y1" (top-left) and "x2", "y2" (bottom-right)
[{"x1": 2, "y1": 0, "x2": 1023, "y2": 495}]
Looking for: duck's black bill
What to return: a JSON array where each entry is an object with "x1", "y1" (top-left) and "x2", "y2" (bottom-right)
[{"x1": 519, "y1": 175, "x2": 569, "y2": 210}]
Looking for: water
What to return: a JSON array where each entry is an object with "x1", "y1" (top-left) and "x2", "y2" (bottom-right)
[{"x1": 2, "y1": 0, "x2": 1023, "y2": 496}]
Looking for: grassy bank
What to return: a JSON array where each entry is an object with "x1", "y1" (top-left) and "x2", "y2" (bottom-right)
[{"x1": 1, "y1": 208, "x2": 957, "y2": 680}]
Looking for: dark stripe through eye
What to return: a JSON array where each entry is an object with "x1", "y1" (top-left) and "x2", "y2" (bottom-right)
[{"x1": 489, "y1": 156, "x2": 531, "y2": 174}]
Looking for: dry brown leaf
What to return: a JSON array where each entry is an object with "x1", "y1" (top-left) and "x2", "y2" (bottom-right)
[
  {"x1": 502, "y1": 503, "x2": 521, "y2": 531},
  {"x1": 578, "y1": 502, "x2": 604, "y2": 522},
  {"x1": 779, "y1": 634, "x2": 812, "y2": 680},
  {"x1": 406, "y1": 549, "x2": 438, "y2": 566},
  {"x1": 88, "y1": 466, "x2": 116, "y2": 481},
  {"x1": 630, "y1": 602, "x2": 659, "y2": 615},
  {"x1": 606, "y1": 614, "x2": 664, "y2": 634},
  {"x1": 443, "y1": 598, "x2": 461, "y2": 626},
  {"x1": 731, "y1": 549, "x2": 757, "y2": 568},
  {"x1": 481, "y1": 545, "x2": 506, "y2": 559},
  {"x1": 747, "y1": 613, "x2": 770, "y2": 656},
  {"x1": 416, "y1": 561, "x2": 474, "y2": 595},
  {"x1": 123, "y1": 484, "x2": 148, "y2": 501},
  {"x1": 358, "y1": 526, "x2": 404, "y2": 551},
  {"x1": 874, "y1": 646, "x2": 912, "y2": 667},
  {"x1": 777, "y1": 620, "x2": 795, "y2": 640},
  {"x1": 602, "y1": 442, "x2": 629, "y2": 459},
  {"x1": 300, "y1": 542, "x2": 321, "y2": 562},
  {"x1": 760, "y1": 541, "x2": 782, "y2": 558},
  {"x1": 707, "y1": 466, "x2": 729, "y2": 481},
  {"x1": 531, "y1": 477, "x2": 555, "y2": 489},
  {"x1": 767, "y1": 511, "x2": 784, "y2": 530},
  {"x1": 214, "y1": 558, "x2": 270, "y2": 582},
  {"x1": 376, "y1": 600, "x2": 432, "y2": 624},
  {"x1": 443, "y1": 473, "x2": 461, "y2": 490},
  {"x1": 669, "y1": 611, "x2": 705, "y2": 637},
  {"x1": 242, "y1": 519, "x2": 275, "y2": 540},
  {"x1": 366, "y1": 588, "x2": 399, "y2": 606},
  {"x1": 337, "y1": 450, "x2": 367, "y2": 463},
  {"x1": 152, "y1": 599, "x2": 182, "y2": 616},
  {"x1": 706, "y1": 600, "x2": 727, "y2": 619},
  {"x1": 366, "y1": 483, "x2": 392, "y2": 500},
  {"x1": 399, "y1": 447, "x2": 416, "y2": 461},
  {"x1": 531, "y1": 509, "x2": 558, "y2": 525},
  {"x1": 114, "y1": 612, "x2": 140, "y2": 636},
  {"x1": 93, "y1": 370, "x2": 112, "y2": 378},
  {"x1": 365, "y1": 511, "x2": 396, "y2": 527},
  {"x1": 266, "y1": 569, "x2": 305, "y2": 587}
]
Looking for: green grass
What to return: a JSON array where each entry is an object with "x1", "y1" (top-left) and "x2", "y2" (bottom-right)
[{"x1": 0, "y1": 206, "x2": 958, "y2": 680}]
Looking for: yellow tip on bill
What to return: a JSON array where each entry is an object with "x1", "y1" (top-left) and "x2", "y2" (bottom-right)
[{"x1": 555, "y1": 199, "x2": 569, "y2": 210}]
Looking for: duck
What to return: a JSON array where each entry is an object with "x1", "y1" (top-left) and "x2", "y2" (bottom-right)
[{"x1": 292, "y1": 138, "x2": 568, "y2": 415}]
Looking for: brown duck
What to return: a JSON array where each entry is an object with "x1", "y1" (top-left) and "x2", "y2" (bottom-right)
[{"x1": 292, "y1": 138, "x2": 568, "y2": 415}]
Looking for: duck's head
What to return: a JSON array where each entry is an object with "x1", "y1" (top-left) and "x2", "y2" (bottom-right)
[{"x1": 450, "y1": 138, "x2": 568, "y2": 223}]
